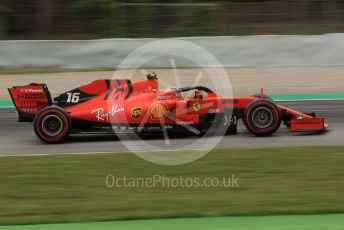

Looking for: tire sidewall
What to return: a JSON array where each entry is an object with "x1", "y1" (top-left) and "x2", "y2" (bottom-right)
[
  {"x1": 34, "y1": 106, "x2": 71, "y2": 143},
  {"x1": 244, "y1": 99, "x2": 281, "y2": 136}
]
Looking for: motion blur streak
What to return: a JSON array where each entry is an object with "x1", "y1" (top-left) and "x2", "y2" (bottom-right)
[{"x1": 0, "y1": 100, "x2": 343, "y2": 156}]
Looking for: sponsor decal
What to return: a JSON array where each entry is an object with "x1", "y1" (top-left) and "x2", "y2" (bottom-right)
[
  {"x1": 104, "y1": 79, "x2": 133, "y2": 100},
  {"x1": 131, "y1": 107, "x2": 142, "y2": 119},
  {"x1": 25, "y1": 89, "x2": 43, "y2": 93},
  {"x1": 209, "y1": 108, "x2": 220, "y2": 113},
  {"x1": 18, "y1": 88, "x2": 45, "y2": 100},
  {"x1": 21, "y1": 108, "x2": 38, "y2": 112},
  {"x1": 147, "y1": 126, "x2": 161, "y2": 130},
  {"x1": 157, "y1": 95, "x2": 172, "y2": 100},
  {"x1": 149, "y1": 103, "x2": 168, "y2": 120},
  {"x1": 224, "y1": 115, "x2": 237, "y2": 126},
  {"x1": 18, "y1": 93, "x2": 45, "y2": 99},
  {"x1": 177, "y1": 121, "x2": 194, "y2": 125},
  {"x1": 147, "y1": 125, "x2": 173, "y2": 130},
  {"x1": 92, "y1": 104, "x2": 125, "y2": 121},
  {"x1": 193, "y1": 102, "x2": 201, "y2": 112}
]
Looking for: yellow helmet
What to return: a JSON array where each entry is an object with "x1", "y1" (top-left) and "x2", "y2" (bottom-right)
[{"x1": 147, "y1": 72, "x2": 158, "y2": 80}]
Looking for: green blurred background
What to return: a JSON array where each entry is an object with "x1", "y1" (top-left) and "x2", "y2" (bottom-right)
[{"x1": 1, "y1": 0, "x2": 344, "y2": 40}]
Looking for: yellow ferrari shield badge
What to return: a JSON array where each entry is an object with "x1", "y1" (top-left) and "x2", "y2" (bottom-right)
[{"x1": 193, "y1": 102, "x2": 200, "y2": 112}]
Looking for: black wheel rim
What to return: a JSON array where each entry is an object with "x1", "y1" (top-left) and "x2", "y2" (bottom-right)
[
  {"x1": 252, "y1": 107, "x2": 274, "y2": 129},
  {"x1": 41, "y1": 114, "x2": 63, "y2": 136}
]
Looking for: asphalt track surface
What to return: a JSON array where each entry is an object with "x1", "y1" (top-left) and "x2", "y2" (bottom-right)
[{"x1": 0, "y1": 100, "x2": 343, "y2": 156}]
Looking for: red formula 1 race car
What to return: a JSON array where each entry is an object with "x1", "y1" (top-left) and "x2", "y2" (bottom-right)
[{"x1": 8, "y1": 73, "x2": 328, "y2": 143}]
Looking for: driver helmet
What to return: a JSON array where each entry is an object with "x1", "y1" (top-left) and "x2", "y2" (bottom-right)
[
  {"x1": 194, "y1": 90, "x2": 203, "y2": 99},
  {"x1": 147, "y1": 72, "x2": 158, "y2": 80}
]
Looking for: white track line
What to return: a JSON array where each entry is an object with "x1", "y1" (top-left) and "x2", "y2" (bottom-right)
[{"x1": 0, "y1": 149, "x2": 208, "y2": 158}]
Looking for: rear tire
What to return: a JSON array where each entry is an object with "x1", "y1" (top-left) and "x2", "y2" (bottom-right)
[
  {"x1": 244, "y1": 99, "x2": 281, "y2": 136},
  {"x1": 34, "y1": 106, "x2": 71, "y2": 143}
]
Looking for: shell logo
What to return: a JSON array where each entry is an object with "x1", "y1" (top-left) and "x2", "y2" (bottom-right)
[{"x1": 149, "y1": 103, "x2": 168, "y2": 120}]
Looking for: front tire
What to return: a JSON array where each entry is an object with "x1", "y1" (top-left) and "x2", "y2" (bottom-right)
[
  {"x1": 34, "y1": 106, "x2": 71, "y2": 143},
  {"x1": 244, "y1": 99, "x2": 281, "y2": 136}
]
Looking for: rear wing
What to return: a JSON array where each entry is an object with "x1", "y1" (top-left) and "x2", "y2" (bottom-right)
[{"x1": 8, "y1": 84, "x2": 52, "y2": 122}]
